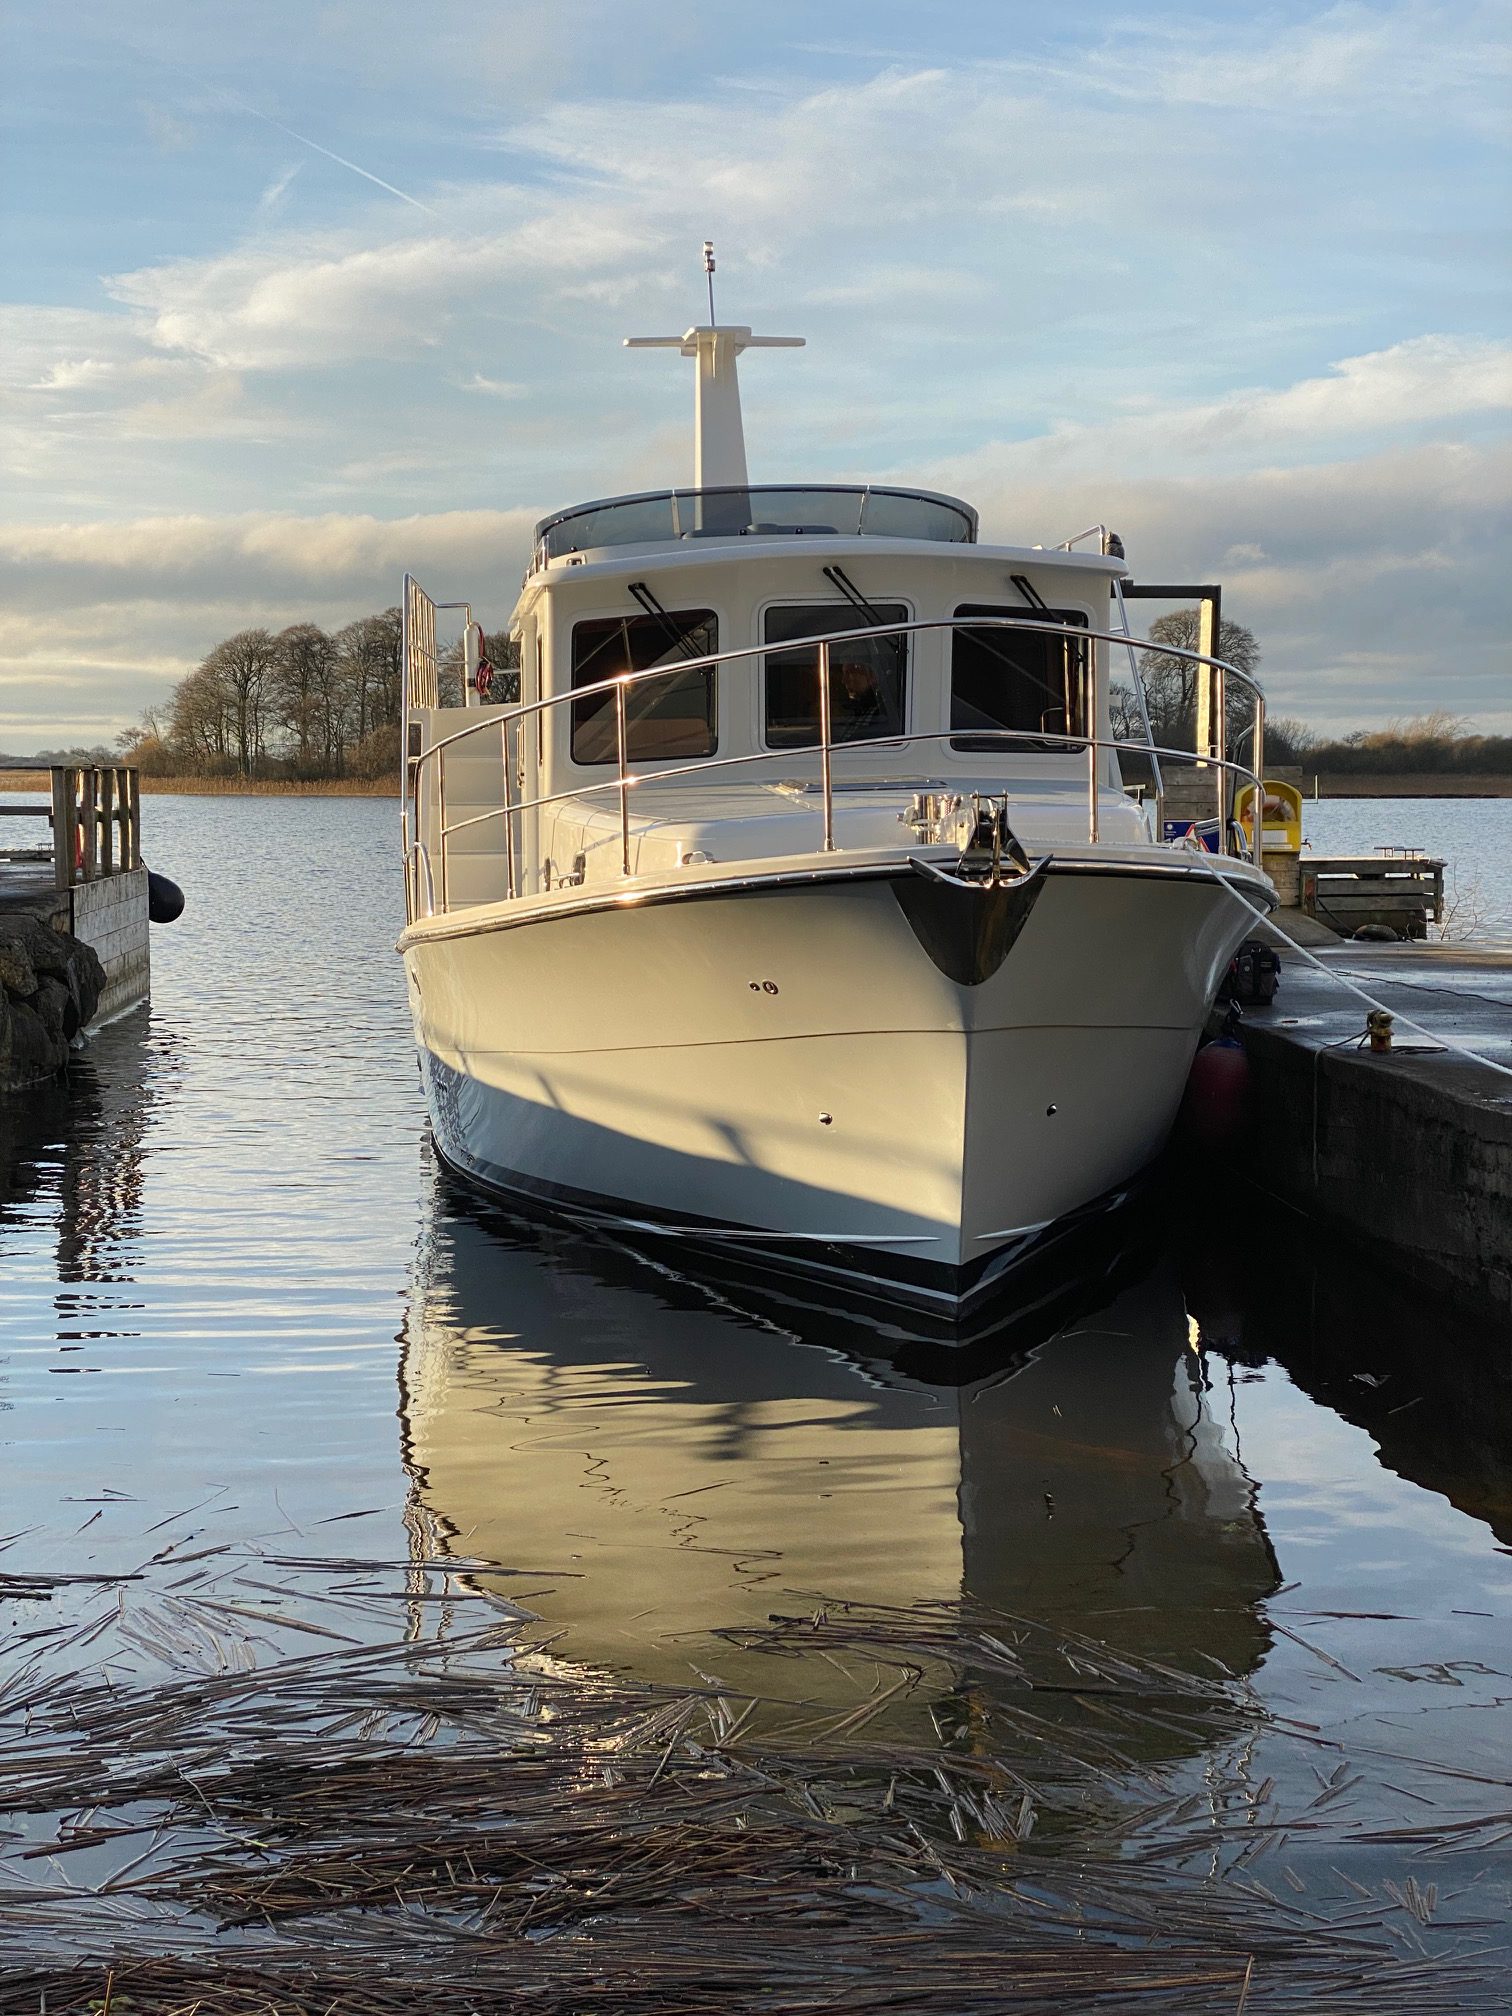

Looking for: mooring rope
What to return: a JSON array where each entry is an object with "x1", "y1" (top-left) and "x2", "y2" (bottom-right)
[{"x1": 1198, "y1": 857, "x2": 1512, "y2": 1084}]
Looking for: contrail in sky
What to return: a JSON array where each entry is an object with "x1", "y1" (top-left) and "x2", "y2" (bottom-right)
[{"x1": 222, "y1": 91, "x2": 440, "y2": 218}]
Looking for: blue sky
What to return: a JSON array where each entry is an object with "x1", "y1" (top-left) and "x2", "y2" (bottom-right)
[{"x1": 2, "y1": 0, "x2": 1508, "y2": 748}]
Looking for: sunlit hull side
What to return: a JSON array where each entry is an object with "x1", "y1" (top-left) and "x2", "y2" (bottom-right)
[{"x1": 401, "y1": 856, "x2": 1269, "y2": 1320}]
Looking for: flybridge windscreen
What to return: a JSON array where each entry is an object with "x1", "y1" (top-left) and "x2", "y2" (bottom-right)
[{"x1": 535, "y1": 486, "x2": 976, "y2": 561}]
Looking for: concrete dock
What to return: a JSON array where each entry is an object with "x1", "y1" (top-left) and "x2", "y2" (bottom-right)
[{"x1": 1239, "y1": 943, "x2": 1512, "y2": 1328}]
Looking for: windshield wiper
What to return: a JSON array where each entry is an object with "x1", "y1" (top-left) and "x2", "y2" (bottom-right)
[{"x1": 628, "y1": 580, "x2": 704, "y2": 661}]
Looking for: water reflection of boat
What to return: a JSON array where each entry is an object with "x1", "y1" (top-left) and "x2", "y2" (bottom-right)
[{"x1": 398, "y1": 1188, "x2": 1280, "y2": 1702}]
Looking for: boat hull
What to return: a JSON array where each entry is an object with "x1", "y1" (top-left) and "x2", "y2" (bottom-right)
[{"x1": 402, "y1": 861, "x2": 1267, "y2": 1318}]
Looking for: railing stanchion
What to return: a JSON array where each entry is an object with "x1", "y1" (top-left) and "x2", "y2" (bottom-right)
[
  {"x1": 395, "y1": 614, "x2": 1267, "y2": 911},
  {"x1": 502, "y1": 716, "x2": 517, "y2": 901},
  {"x1": 80, "y1": 768, "x2": 98, "y2": 882},
  {"x1": 1252, "y1": 699, "x2": 1266, "y2": 868},
  {"x1": 1083, "y1": 641, "x2": 1099, "y2": 845},
  {"x1": 436, "y1": 749, "x2": 449, "y2": 914},
  {"x1": 50, "y1": 767, "x2": 72, "y2": 891},
  {"x1": 1214, "y1": 657, "x2": 1228, "y2": 850},
  {"x1": 616, "y1": 680, "x2": 631, "y2": 877},
  {"x1": 818, "y1": 639, "x2": 835, "y2": 851},
  {"x1": 99, "y1": 768, "x2": 115, "y2": 874}
]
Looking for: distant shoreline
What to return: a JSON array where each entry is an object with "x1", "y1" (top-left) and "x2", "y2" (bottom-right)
[
  {"x1": 0, "y1": 772, "x2": 394, "y2": 797},
  {"x1": 1, "y1": 770, "x2": 1508, "y2": 801},
  {"x1": 1306, "y1": 774, "x2": 1512, "y2": 799}
]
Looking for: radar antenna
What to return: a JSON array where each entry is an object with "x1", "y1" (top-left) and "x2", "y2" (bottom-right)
[{"x1": 625, "y1": 248, "x2": 804, "y2": 489}]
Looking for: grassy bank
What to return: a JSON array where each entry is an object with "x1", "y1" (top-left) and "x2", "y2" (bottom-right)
[{"x1": 0, "y1": 771, "x2": 395, "y2": 797}]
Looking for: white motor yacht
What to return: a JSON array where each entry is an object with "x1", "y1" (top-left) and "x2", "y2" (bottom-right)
[{"x1": 398, "y1": 284, "x2": 1274, "y2": 1326}]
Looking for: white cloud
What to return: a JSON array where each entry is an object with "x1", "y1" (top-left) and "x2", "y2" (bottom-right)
[
  {"x1": 2, "y1": 6, "x2": 1507, "y2": 745},
  {"x1": 104, "y1": 211, "x2": 652, "y2": 372},
  {"x1": 255, "y1": 162, "x2": 302, "y2": 217},
  {"x1": 934, "y1": 337, "x2": 1512, "y2": 482},
  {"x1": 142, "y1": 102, "x2": 196, "y2": 153},
  {"x1": 950, "y1": 440, "x2": 1511, "y2": 733},
  {"x1": 0, "y1": 506, "x2": 537, "y2": 606},
  {"x1": 2, "y1": 428, "x2": 1507, "y2": 752},
  {"x1": 1078, "y1": 2, "x2": 1510, "y2": 127}
]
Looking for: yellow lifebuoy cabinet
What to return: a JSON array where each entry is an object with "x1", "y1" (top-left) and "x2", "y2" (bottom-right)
[{"x1": 1235, "y1": 779, "x2": 1302, "y2": 855}]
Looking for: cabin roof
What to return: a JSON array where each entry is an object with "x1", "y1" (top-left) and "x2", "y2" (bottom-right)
[{"x1": 516, "y1": 533, "x2": 1126, "y2": 616}]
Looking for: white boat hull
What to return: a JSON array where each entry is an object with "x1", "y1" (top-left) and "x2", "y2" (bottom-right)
[{"x1": 402, "y1": 858, "x2": 1268, "y2": 1317}]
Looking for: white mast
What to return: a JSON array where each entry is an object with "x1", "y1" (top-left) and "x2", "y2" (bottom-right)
[{"x1": 624, "y1": 246, "x2": 803, "y2": 489}]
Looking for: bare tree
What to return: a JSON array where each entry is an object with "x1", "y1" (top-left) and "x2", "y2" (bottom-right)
[
  {"x1": 1112, "y1": 600, "x2": 1266, "y2": 758},
  {"x1": 1263, "y1": 716, "x2": 1317, "y2": 766},
  {"x1": 437, "y1": 630, "x2": 520, "y2": 706},
  {"x1": 273, "y1": 624, "x2": 337, "y2": 774},
  {"x1": 335, "y1": 608, "x2": 403, "y2": 746},
  {"x1": 197, "y1": 629, "x2": 278, "y2": 775},
  {"x1": 167, "y1": 659, "x2": 232, "y2": 770}
]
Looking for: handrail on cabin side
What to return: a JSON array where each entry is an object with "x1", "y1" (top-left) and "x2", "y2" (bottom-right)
[{"x1": 399, "y1": 608, "x2": 1266, "y2": 922}]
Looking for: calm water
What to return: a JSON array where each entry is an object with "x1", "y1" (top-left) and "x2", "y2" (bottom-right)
[
  {"x1": 2, "y1": 794, "x2": 1510, "y2": 1975},
  {"x1": 1305, "y1": 795, "x2": 1512, "y2": 938}
]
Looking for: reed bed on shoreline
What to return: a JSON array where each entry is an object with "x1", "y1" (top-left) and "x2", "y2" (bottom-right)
[
  {"x1": 0, "y1": 1541, "x2": 1505, "y2": 2013},
  {"x1": 0, "y1": 772, "x2": 394, "y2": 798}
]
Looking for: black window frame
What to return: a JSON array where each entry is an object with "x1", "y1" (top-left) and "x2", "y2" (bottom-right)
[
  {"x1": 949, "y1": 603, "x2": 1090, "y2": 755},
  {"x1": 569, "y1": 607, "x2": 719, "y2": 766},
  {"x1": 760, "y1": 600, "x2": 911, "y2": 752}
]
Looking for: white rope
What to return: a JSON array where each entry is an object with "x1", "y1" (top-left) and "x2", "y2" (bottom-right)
[{"x1": 1199, "y1": 857, "x2": 1512, "y2": 1083}]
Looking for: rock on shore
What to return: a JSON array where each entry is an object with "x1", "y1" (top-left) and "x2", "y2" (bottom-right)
[{"x1": 0, "y1": 914, "x2": 107, "y2": 1089}]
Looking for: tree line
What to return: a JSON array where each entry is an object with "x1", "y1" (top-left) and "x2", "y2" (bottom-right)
[
  {"x1": 1111, "y1": 612, "x2": 1509, "y2": 775},
  {"x1": 1262, "y1": 708, "x2": 1512, "y2": 776},
  {"x1": 117, "y1": 604, "x2": 1504, "y2": 783},
  {"x1": 122, "y1": 613, "x2": 517, "y2": 781}
]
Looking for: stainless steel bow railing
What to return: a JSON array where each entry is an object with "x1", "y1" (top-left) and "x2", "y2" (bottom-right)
[{"x1": 401, "y1": 613, "x2": 1265, "y2": 923}]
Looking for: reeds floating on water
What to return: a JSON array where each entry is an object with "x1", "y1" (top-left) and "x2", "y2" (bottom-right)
[{"x1": 0, "y1": 1558, "x2": 1504, "y2": 2013}]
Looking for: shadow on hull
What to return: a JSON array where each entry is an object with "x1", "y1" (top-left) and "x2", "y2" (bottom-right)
[{"x1": 431, "y1": 1138, "x2": 1167, "y2": 1375}]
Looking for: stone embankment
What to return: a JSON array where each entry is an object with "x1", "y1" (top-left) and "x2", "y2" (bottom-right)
[
  {"x1": 1239, "y1": 945, "x2": 1512, "y2": 1324},
  {"x1": 0, "y1": 910, "x2": 107, "y2": 1089}
]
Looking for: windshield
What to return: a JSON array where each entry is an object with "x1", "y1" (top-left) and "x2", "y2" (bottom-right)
[
  {"x1": 570, "y1": 608, "x2": 718, "y2": 764},
  {"x1": 536, "y1": 486, "x2": 976, "y2": 562}
]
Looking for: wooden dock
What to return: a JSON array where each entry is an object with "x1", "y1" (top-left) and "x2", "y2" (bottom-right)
[
  {"x1": 0, "y1": 766, "x2": 151, "y2": 1080},
  {"x1": 1297, "y1": 852, "x2": 1445, "y2": 939}
]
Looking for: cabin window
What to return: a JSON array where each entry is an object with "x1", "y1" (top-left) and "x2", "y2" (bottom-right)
[
  {"x1": 763, "y1": 603, "x2": 909, "y2": 749},
  {"x1": 949, "y1": 603, "x2": 1089, "y2": 753},
  {"x1": 570, "y1": 608, "x2": 718, "y2": 764}
]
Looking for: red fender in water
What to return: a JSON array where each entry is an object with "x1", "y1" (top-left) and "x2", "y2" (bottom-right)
[{"x1": 1178, "y1": 1036, "x2": 1250, "y2": 1151}]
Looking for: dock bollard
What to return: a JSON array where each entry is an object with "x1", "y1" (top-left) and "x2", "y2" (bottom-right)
[{"x1": 1366, "y1": 1009, "x2": 1394, "y2": 1055}]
